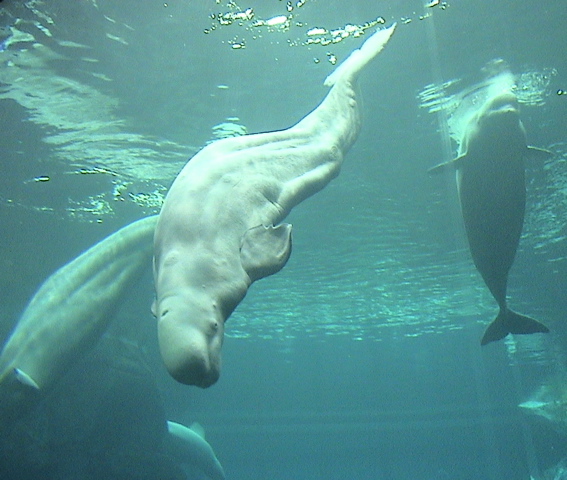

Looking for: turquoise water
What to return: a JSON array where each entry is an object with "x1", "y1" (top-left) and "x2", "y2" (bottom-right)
[{"x1": 1, "y1": 1, "x2": 566, "y2": 479}]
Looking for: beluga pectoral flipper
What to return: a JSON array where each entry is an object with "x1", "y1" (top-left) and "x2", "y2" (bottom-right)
[
  {"x1": 428, "y1": 59, "x2": 552, "y2": 345},
  {"x1": 153, "y1": 24, "x2": 396, "y2": 387}
]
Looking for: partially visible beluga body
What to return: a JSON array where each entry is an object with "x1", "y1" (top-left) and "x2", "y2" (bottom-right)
[
  {"x1": 518, "y1": 373, "x2": 567, "y2": 435},
  {"x1": 153, "y1": 24, "x2": 397, "y2": 387},
  {"x1": 0, "y1": 216, "x2": 157, "y2": 429},
  {"x1": 429, "y1": 60, "x2": 551, "y2": 345}
]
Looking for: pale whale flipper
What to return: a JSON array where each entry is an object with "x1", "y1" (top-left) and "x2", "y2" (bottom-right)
[
  {"x1": 153, "y1": 24, "x2": 396, "y2": 387},
  {"x1": 0, "y1": 215, "x2": 157, "y2": 428},
  {"x1": 428, "y1": 64, "x2": 551, "y2": 345},
  {"x1": 240, "y1": 224, "x2": 293, "y2": 282}
]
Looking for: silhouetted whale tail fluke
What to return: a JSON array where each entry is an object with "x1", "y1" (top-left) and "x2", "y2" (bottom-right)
[{"x1": 481, "y1": 308, "x2": 549, "y2": 346}]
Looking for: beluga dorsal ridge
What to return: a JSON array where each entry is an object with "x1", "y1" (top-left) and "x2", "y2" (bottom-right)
[
  {"x1": 428, "y1": 59, "x2": 552, "y2": 345},
  {"x1": 153, "y1": 24, "x2": 397, "y2": 387}
]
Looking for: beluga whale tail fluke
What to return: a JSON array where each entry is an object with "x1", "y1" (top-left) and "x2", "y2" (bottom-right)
[
  {"x1": 481, "y1": 308, "x2": 550, "y2": 346},
  {"x1": 324, "y1": 23, "x2": 396, "y2": 87}
]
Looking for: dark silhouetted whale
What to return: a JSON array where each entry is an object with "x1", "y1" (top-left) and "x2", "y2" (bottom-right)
[{"x1": 429, "y1": 63, "x2": 551, "y2": 345}]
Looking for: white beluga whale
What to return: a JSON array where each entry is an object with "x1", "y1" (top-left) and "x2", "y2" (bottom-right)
[
  {"x1": 153, "y1": 24, "x2": 397, "y2": 387},
  {"x1": 165, "y1": 421, "x2": 225, "y2": 480},
  {"x1": 519, "y1": 372, "x2": 567, "y2": 435},
  {"x1": 0, "y1": 216, "x2": 157, "y2": 428},
  {"x1": 429, "y1": 59, "x2": 551, "y2": 345}
]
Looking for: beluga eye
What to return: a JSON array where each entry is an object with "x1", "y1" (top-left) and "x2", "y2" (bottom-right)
[{"x1": 161, "y1": 308, "x2": 170, "y2": 318}]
